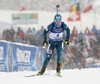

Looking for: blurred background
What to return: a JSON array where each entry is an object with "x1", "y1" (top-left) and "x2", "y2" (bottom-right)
[{"x1": 0, "y1": 0, "x2": 100, "y2": 70}]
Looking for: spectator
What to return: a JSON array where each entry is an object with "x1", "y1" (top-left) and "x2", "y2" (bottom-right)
[
  {"x1": 26, "y1": 28, "x2": 32, "y2": 34},
  {"x1": 78, "y1": 31, "x2": 84, "y2": 41},
  {"x1": 84, "y1": 27, "x2": 91, "y2": 36},
  {"x1": 14, "y1": 33, "x2": 18, "y2": 42},
  {"x1": 90, "y1": 32, "x2": 97, "y2": 42},
  {"x1": 91, "y1": 25, "x2": 97, "y2": 35},
  {"x1": 70, "y1": 33, "x2": 74, "y2": 42},
  {"x1": 2, "y1": 30, "x2": 6, "y2": 40},
  {"x1": 82, "y1": 48, "x2": 89, "y2": 58},
  {"x1": 19, "y1": 30, "x2": 25, "y2": 40},
  {"x1": 5, "y1": 29, "x2": 10, "y2": 41},
  {"x1": 97, "y1": 33, "x2": 100, "y2": 45},
  {"x1": 9, "y1": 26, "x2": 15, "y2": 42},
  {"x1": 72, "y1": 26, "x2": 78, "y2": 36},
  {"x1": 97, "y1": 49, "x2": 100, "y2": 59},
  {"x1": 32, "y1": 27, "x2": 37, "y2": 37},
  {"x1": 84, "y1": 33, "x2": 91, "y2": 50},
  {"x1": 17, "y1": 27, "x2": 21, "y2": 36}
]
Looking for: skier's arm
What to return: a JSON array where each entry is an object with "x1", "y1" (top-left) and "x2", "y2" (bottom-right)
[
  {"x1": 64, "y1": 24, "x2": 70, "y2": 41},
  {"x1": 44, "y1": 24, "x2": 52, "y2": 42}
]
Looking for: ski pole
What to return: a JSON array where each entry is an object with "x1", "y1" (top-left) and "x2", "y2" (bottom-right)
[{"x1": 67, "y1": 45, "x2": 71, "y2": 54}]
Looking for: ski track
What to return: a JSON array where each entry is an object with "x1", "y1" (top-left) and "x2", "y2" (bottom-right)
[{"x1": 0, "y1": 68, "x2": 100, "y2": 84}]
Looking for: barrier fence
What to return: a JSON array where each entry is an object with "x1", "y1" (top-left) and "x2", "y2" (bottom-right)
[{"x1": 0, "y1": 40, "x2": 45, "y2": 72}]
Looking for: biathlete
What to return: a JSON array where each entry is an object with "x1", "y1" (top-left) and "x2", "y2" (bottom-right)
[{"x1": 38, "y1": 14, "x2": 70, "y2": 75}]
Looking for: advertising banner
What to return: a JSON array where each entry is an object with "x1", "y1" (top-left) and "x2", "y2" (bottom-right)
[
  {"x1": 12, "y1": 13, "x2": 38, "y2": 24},
  {"x1": 12, "y1": 44, "x2": 45, "y2": 72},
  {"x1": 0, "y1": 41, "x2": 9, "y2": 72},
  {"x1": 86, "y1": 64, "x2": 100, "y2": 68}
]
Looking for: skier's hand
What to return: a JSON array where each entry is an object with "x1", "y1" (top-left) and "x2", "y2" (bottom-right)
[
  {"x1": 43, "y1": 42, "x2": 47, "y2": 46},
  {"x1": 65, "y1": 40, "x2": 69, "y2": 45}
]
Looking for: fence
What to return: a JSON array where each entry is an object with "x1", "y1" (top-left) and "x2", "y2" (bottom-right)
[{"x1": 0, "y1": 40, "x2": 45, "y2": 72}]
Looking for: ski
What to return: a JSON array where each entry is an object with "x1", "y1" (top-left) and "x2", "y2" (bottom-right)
[
  {"x1": 25, "y1": 73, "x2": 49, "y2": 78},
  {"x1": 25, "y1": 73, "x2": 62, "y2": 77},
  {"x1": 56, "y1": 74, "x2": 62, "y2": 77},
  {"x1": 25, "y1": 74, "x2": 39, "y2": 77}
]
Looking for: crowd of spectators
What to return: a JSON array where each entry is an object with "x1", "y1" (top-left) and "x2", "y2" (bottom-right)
[
  {"x1": 62, "y1": 25, "x2": 100, "y2": 69},
  {"x1": 1, "y1": 25, "x2": 100, "y2": 69},
  {"x1": 2, "y1": 26, "x2": 44, "y2": 47}
]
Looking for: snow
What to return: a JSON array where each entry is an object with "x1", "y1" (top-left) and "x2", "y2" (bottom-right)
[{"x1": 0, "y1": 68, "x2": 100, "y2": 84}]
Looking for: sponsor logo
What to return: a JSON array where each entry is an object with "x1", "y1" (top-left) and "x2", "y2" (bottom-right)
[
  {"x1": 47, "y1": 50, "x2": 52, "y2": 54},
  {"x1": 56, "y1": 16, "x2": 60, "y2": 19},
  {"x1": 16, "y1": 48, "x2": 31, "y2": 64}
]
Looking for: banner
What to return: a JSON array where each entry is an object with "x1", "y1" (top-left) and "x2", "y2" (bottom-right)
[
  {"x1": 12, "y1": 13, "x2": 38, "y2": 24},
  {"x1": 86, "y1": 64, "x2": 100, "y2": 68},
  {"x1": 0, "y1": 41, "x2": 9, "y2": 72},
  {"x1": 12, "y1": 43, "x2": 45, "y2": 72}
]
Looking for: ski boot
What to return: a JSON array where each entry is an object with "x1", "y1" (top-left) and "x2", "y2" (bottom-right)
[
  {"x1": 56, "y1": 63, "x2": 61, "y2": 75},
  {"x1": 37, "y1": 67, "x2": 46, "y2": 75}
]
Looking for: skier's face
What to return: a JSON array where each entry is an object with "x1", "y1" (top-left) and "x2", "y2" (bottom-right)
[{"x1": 55, "y1": 22, "x2": 61, "y2": 26}]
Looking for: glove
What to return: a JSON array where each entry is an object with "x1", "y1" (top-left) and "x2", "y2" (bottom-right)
[
  {"x1": 65, "y1": 40, "x2": 69, "y2": 45},
  {"x1": 43, "y1": 42, "x2": 47, "y2": 46}
]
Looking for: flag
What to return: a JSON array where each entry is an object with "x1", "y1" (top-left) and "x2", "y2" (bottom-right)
[
  {"x1": 69, "y1": 5, "x2": 77, "y2": 13},
  {"x1": 68, "y1": 2, "x2": 81, "y2": 22},
  {"x1": 83, "y1": 0, "x2": 93, "y2": 13},
  {"x1": 69, "y1": 3, "x2": 80, "y2": 13},
  {"x1": 18, "y1": 4, "x2": 25, "y2": 19},
  {"x1": 83, "y1": 5, "x2": 92, "y2": 13},
  {"x1": 67, "y1": 12, "x2": 81, "y2": 21},
  {"x1": 20, "y1": 4, "x2": 25, "y2": 11}
]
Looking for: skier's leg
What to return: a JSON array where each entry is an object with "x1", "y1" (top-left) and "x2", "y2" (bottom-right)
[
  {"x1": 57, "y1": 63, "x2": 61, "y2": 74},
  {"x1": 43, "y1": 43, "x2": 55, "y2": 67},
  {"x1": 38, "y1": 43, "x2": 55, "y2": 75},
  {"x1": 56, "y1": 42, "x2": 63, "y2": 74}
]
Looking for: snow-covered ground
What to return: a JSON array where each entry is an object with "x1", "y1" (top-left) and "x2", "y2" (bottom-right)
[{"x1": 0, "y1": 68, "x2": 100, "y2": 84}]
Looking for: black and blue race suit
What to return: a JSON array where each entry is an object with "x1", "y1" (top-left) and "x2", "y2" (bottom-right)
[{"x1": 43, "y1": 22, "x2": 70, "y2": 68}]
